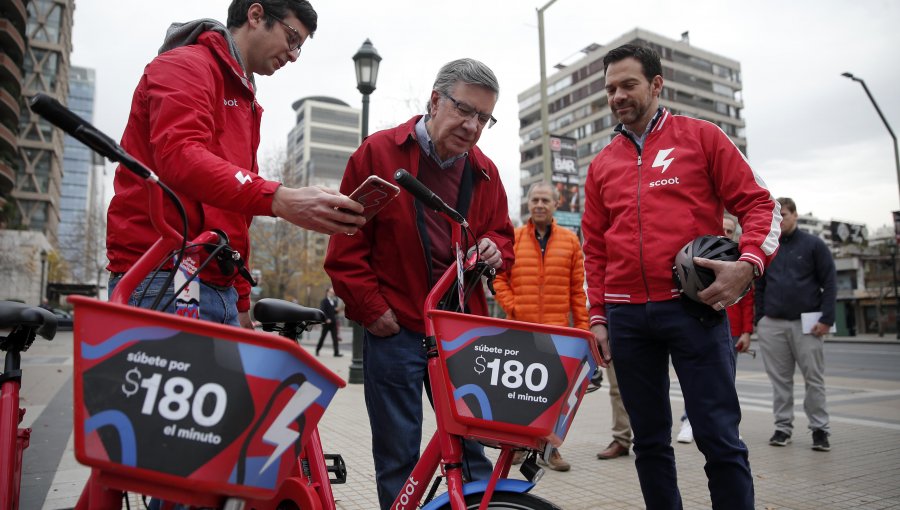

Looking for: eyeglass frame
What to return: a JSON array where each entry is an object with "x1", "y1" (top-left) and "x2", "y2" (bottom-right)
[
  {"x1": 266, "y1": 13, "x2": 303, "y2": 54},
  {"x1": 440, "y1": 92, "x2": 497, "y2": 129}
]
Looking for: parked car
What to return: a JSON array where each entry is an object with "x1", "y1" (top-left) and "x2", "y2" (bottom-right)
[{"x1": 50, "y1": 308, "x2": 73, "y2": 331}]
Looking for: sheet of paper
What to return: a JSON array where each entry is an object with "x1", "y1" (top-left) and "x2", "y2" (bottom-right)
[{"x1": 801, "y1": 312, "x2": 837, "y2": 334}]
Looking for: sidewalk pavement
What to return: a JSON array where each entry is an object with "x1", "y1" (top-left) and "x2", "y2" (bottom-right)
[
  {"x1": 298, "y1": 332, "x2": 900, "y2": 510},
  {"x1": 28, "y1": 329, "x2": 900, "y2": 510}
]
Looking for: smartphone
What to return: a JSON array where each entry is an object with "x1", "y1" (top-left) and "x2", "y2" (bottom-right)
[{"x1": 348, "y1": 175, "x2": 400, "y2": 220}]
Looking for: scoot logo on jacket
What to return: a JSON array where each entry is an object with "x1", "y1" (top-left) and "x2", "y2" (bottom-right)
[
  {"x1": 223, "y1": 98, "x2": 239, "y2": 107},
  {"x1": 652, "y1": 147, "x2": 675, "y2": 173}
]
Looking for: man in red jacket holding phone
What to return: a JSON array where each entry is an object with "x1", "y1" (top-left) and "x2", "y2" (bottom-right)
[
  {"x1": 325, "y1": 58, "x2": 514, "y2": 509},
  {"x1": 106, "y1": 0, "x2": 364, "y2": 328}
]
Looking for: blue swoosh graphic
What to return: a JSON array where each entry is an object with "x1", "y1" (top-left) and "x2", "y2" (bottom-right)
[
  {"x1": 440, "y1": 326, "x2": 507, "y2": 351},
  {"x1": 81, "y1": 327, "x2": 180, "y2": 360},
  {"x1": 550, "y1": 334, "x2": 593, "y2": 360},
  {"x1": 453, "y1": 384, "x2": 493, "y2": 420},
  {"x1": 84, "y1": 410, "x2": 137, "y2": 466}
]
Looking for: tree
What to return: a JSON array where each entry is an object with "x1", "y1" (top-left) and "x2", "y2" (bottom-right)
[{"x1": 250, "y1": 151, "x2": 330, "y2": 305}]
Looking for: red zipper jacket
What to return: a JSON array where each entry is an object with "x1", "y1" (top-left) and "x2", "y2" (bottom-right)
[
  {"x1": 324, "y1": 116, "x2": 515, "y2": 332},
  {"x1": 582, "y1": 109, "x2": 781, "y2": 325},
  {"x1": 727, "y1": 285, "x2": 754, "y2": 337},
  {"x1": 106, "y1": 31, "x2": 281, "y2": 311}
]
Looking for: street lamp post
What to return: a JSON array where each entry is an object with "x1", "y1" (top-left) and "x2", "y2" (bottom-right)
[
  {"x1": 843, "y1": 72, "x2": 900, "y2": 339},
  {"x1": 39, "y1": 249, "x2": 48, "y2": 304},
  {"x1": 891, "y1": 245, "x2": 900, "y2": 340},
  {"x1": 537, "y1": 0, "x2": 558, "y2": 185},
  {"x1": 349, "y1": 39, "x2": 382, "y2": 384},
  {"x1": 841, "y1": 72, "x2": 900, "y2": 206}
]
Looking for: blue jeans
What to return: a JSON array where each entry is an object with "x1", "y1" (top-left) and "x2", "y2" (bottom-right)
[
  {"x1": 108, "y1": 272, "x2": 240, "y2": 327},
  {"x1": 607, "y1": 301, "x2": 753, "y2": 510},
  {"x1": 681, "y1": 332, "x2": 740, "y2": 423},
  {"x1": 363, "y1": 326, "x2": 493, "y2": 510}
]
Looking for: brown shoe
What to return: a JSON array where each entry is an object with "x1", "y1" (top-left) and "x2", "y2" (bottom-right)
[
  {"x1": 596, "y1": 441, "x2": 630, "y2": 460},
  {"x1": 511, "y1": 451, "x2": 526, "y2": 465},
  {"x1": 537, "y1": 449, "x2": 571, "y2": 472}
]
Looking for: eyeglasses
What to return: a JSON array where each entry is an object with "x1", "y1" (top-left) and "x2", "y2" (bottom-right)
[
  {"x1": 441, "y1": 92, "x2": 497, "y2": 129},
  {"x1": 267, "y1": 13, "x2": 303, "y2": 54}
]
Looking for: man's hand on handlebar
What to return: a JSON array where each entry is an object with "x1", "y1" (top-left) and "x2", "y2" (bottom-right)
[
  {"x1": 272, "y1": 186, "x2": 366, "y2": 235},
  {"x1": 468, "y1": 238, "x2": 502, "y2": 269},
  {"x1": 366, "y1": 308, "x2": 400, "y2": 337}
]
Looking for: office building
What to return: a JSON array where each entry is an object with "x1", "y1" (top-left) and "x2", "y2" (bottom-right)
[
  {"x1": 11, "y1": 0, "x2": 74, "y2": 245},
  {"x1": 286, "y1": 96, "x2": 360, "y2": 261},
  {"x1": 59, "y1": 66, "x2": 105, "y2": 283}
]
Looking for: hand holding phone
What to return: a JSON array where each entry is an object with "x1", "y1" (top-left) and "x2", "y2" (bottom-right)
[{"x1": 348, "y1": 175, "x2": 400, "y2": 220}]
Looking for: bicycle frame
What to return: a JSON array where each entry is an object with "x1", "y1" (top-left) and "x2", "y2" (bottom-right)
[
  {"x1": 73, "y1": 178, "x2": 345, "y2": 510},
  {"x1": 383, "y1": 194, "x2": 600, "y2": 510},
  {"x1": 0, "y1": 352, "x2": 29, "y2": 510},
  {"x1": 387, "y1": 213, "x2": 524, "y2": 510}
]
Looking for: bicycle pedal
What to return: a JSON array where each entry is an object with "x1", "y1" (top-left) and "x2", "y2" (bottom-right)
[{"x1": 323, "y1": 453, "x2": 347, "y2": 484}]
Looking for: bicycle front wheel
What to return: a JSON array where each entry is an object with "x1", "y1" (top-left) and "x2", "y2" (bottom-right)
[{"x1": 435, "y1": 491, "x2": 562, "y2": 509}]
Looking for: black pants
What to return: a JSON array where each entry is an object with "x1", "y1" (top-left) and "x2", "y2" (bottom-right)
[{"x1": 316, "y1": 321, "x2": 339, "y2": 355}]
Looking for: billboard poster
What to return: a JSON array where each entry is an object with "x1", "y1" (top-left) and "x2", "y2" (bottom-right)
[
  {"x1": 830, "y1": 221, "x2": 868, "y2": 245},
  {"x1": 549, "y1": 135, "x2": 581, "y2": 234}
]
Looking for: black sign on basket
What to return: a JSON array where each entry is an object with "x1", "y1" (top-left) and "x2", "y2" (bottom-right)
[
  {"x1": 444, "y1": 329, "x2": 567, "y2": 426},
  {"x1": 82, "y1": 333, "x2": 254, "y2": 476}
]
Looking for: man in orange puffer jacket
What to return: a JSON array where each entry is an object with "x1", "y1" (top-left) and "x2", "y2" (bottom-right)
[{"x1": 494, "y1": 181, "x2": 589, "y2": 471}]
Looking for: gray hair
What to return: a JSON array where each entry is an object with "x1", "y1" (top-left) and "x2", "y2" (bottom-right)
[
  {"x1": 527, "y1": 181, "x2": 558, "y2": 201},
  {"x1": 431, "y1": 58, "x2": 499, "y2": 103}
]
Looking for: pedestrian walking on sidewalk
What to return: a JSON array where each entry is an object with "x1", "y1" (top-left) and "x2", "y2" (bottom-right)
[
  {"x1": 494, "y1": 181, "x2": 587, "y2": 472},
  {"x1": 316, "y1": 287, "x2": 342, "y2": 357},
  {"x1": 755, "y1": 197, "x2": 836, "y2": 452},
  {"x1": 582, "y1": 44, "x2": 781, "y2": 510}
]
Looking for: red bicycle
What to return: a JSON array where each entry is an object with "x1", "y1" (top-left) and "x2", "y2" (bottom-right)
[
  {"x1": 1, "y1": 301, "x2": 57, "y2": 510},
  {"x1": 15, "y1": 93, "x2": 600, "y2": 510}
]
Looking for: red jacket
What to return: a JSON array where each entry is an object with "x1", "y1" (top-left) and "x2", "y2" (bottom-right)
[
  {"x1": 324, "y1": 116, "x2": 515, "y2": 332},
  {"x1": 583, "y1": 109, "x2": 781, "y2": 325},
  {"x1": 494, "y1": 219, "x2": 589, "y2": 329},
  {"x1": 106, "y1": 31, "x2": 281, "y2": 311},
  {"x1": 727, "y1": 285, "x2": 754, "y2": 337}
]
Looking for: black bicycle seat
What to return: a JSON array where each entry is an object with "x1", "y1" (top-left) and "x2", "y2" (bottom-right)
[
  {"x1": 0, "y1": 301, "x2": 57, "y2": 344},
  {"x1": 253, "y1": 298, "x2": 325, "y2": 325}
]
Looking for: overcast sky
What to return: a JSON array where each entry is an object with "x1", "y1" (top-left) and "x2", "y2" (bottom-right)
[{"x1": 70, "y1": 0, "x2": 900, "y2": 232}]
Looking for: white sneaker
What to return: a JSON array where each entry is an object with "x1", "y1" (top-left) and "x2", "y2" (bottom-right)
[{"x1": 677, "y1": 419, "x2": 694, "y2": 443}]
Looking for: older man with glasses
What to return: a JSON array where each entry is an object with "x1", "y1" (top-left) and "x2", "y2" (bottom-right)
[
  {"x1": 107, "y1": 0, "x2": 365, "y2": 329},
  {"x1": 325, "y1": 58, "x2": 515, "y2": 510}
]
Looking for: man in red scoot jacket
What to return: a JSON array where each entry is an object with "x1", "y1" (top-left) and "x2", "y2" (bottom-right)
[
  {"x1": 106, "y1": 0, "x2": 364, "y2": 327},
  {"x1": 324, "y1": 58, "x2": 514, "y2": 510},
  {"x1": 582, "y1": 44, "x2": 781, "y2": 509}
]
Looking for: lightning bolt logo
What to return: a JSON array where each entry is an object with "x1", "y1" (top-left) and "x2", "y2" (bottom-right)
[
  {"x1": 652, "y1": 148, "x2": 675, "y2": 174},
  {"x1": 259, "y1": 381, "x2": 323, "y2": 474},
  {"x1": 235, "y1": 170, "x2": 254, "y2": 185},
  {"x1": 558, "y1": 362, "x2": 591, "y2": 432}
]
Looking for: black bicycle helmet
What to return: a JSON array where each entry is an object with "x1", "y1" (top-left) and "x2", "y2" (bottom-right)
[{"x1": 673, "y1": 235, "x2": 740, "y2": 302}]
